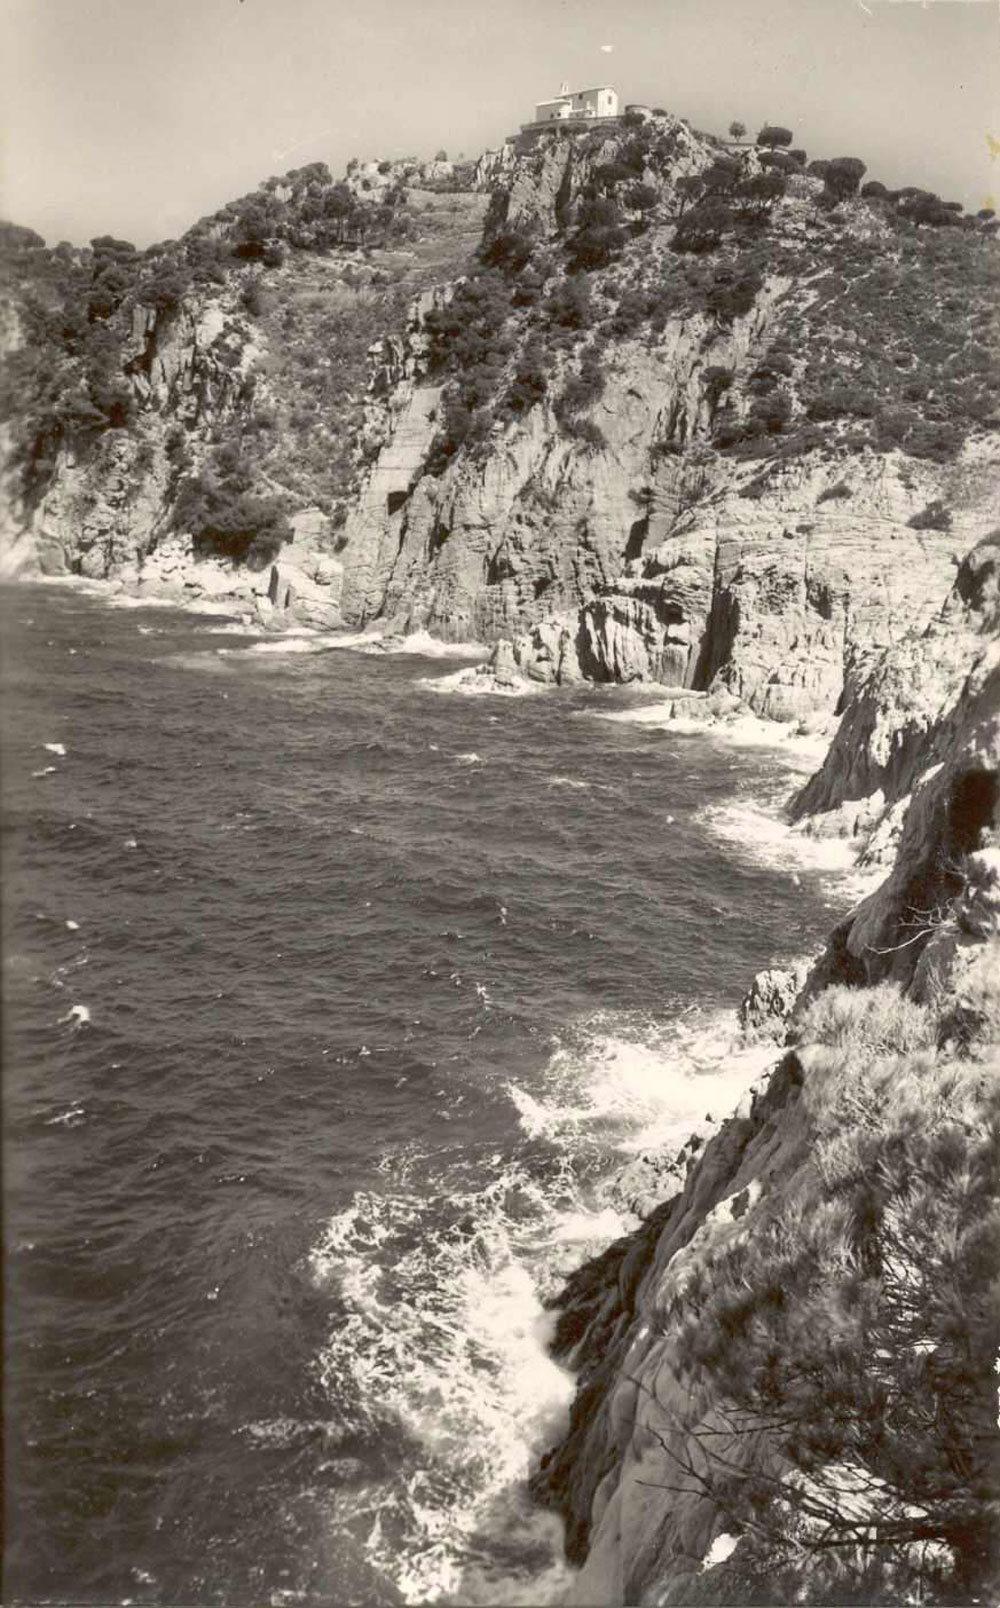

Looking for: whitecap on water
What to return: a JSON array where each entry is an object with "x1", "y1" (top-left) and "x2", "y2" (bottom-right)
[
  {"x1": 43, "y1": 742, "x2": 67, "y2": 756},
  {"x1": 506, "y1": 1008, "x2": 775, "y2": 1156},
  {"x1": 307, "y1": 1160, "x2": 611, "y2": 1605},
  {"x1": 699, "y1": 795, "x2": 883, "y2": 901},
  {"x1": 382, "y1": 630, "x2": 487, "y2": 660},
  {"x1": 44, "y1": 1101, "x2": 87, "y2": 1127},
  {"x1": 594, "y1": 702, "x2": 832, "y2": 775},
  {"x1": 219, "y1": 636, "x2": 330, "y2": 658},
  {"x1": 60, "y1": 1003, "x2": 91, "y2": 1028},
  {"x1": 418, "y1": 668, "x2": 546, "y2": 698},
  {"x1": 546, "y1": 775, "x2": 591, "y2": 792},
  {"x1": 321, "y1": 630, "x2": 386, "y2": 652}
]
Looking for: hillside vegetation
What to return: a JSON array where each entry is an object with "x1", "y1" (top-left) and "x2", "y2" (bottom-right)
[{"x1": 0, "y1": 157, "x2": 487, "y2": 568}]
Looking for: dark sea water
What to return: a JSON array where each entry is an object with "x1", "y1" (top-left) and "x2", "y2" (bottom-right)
[{"x1": 2, "y1": 583, "x2": 853, "y2": 1607}]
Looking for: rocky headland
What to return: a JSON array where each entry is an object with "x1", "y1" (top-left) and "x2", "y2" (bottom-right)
[
  {"x1": 2, "y1": 109, "x2": 999, "y2": 1605},
  {"x1": 525, "y1": 533, "x2": 999, "y2": 1605}
]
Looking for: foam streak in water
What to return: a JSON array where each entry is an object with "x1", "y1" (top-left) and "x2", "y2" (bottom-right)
[{"x1": 308, "y1": 1161, "x2": 614, "y2": 1604}]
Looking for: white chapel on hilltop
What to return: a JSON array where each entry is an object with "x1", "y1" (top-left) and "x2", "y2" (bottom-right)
[{"x1": 533, "y1": 81, "x2": 619, "y2": 124}]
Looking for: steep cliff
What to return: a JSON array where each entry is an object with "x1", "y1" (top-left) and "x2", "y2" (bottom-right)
[
  {"x1": 527, "y1": 548, "x2": 1000, "y2": 1605},
  {"x1": 4, "y1": 115, "x2": 997, "y2": 717},
  {"x1": 335, "y1": 118, "x2": 999, "y2": 720},
  {"x1": 0, "y1": 168, "x2": 489, "y2": 626}
]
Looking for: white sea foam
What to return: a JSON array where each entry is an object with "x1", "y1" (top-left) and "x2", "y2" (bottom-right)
[
  {"x1": 382, "y1": 630, "x2": 488, "y2": 660},
  {"x1": 32, "y1": 766, "x2": 58, "y2": 778},
  {"x1": 44, "y1": 1101, "x2": 87, "y2": 1127},
  {"x1": 180, "y1": 598, "x2": 248, "y2": 618},
  {"x1": 547, "y1": 775, "x2": 591, "y2": 791},
  {"x1": 43, "y1": 742, "x2": 67, "y2": 756},
  {"x1": 305, "y1": 998, "x2": 785, "y2": 1602},
  {"x1": 419, "y1": 667, "x2": 546, "y2": 698},
  {"x1": 60, "y1": 1004, "x2": 91, "y2": 1028},
  {"x1": 595, "y1": 702, "x2": 832, "y2": 774},
  {"x1": 241, "y1": 636, "x2": 329, "y2": 656},
  {"x1": 110, "y1": 591, "x2": 245, "y2": 619},
  {"x1": 699, "y1": 796, "x2": 883, "y2": 901},
  {"x1": 308, "y1": 1158, "x2": 609, "y2": 1605},
  {"x1": 322, "y1": 629, "x2": 386, "y2": 651},
  {"x1": 506, "y1": 1008, "x2": 775, "y2": 1158},
  {"x1": 105, "y1": 593, "x2": 187, "y2": 612}
]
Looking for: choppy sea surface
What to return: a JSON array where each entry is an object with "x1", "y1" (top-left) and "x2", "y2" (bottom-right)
[{"x1": 3, "y1": 584, "x2": 855, "y2": 1606}]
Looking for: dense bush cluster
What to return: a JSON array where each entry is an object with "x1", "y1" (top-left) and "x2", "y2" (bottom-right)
[
  {"x1": 0, "y1": 158, "x2": 423, "y2": 511},
  {"x1": 172, "y1": 445, "x2": 292, "y2": 566},
  {"x1": 672, "y1": 154, "x2": 787, "y2": 255},
  {"x1": 659, "y1": 980, "x2": 1000, "y2": 1605}
]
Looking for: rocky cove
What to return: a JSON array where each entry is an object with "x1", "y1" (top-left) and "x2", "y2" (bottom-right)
[{"x1": 3, "y1": 106, "x2": 1000, "y2": 1606}]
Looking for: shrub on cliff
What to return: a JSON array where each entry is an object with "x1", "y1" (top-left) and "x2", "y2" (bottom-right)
[
  {"x1": 566, "y1": 198, "x2": 627, "y2": 272},
  {"x1": 658, "y1": 995, "x2": 1000, "y2": 1604},
  {"x1": 757, "y1": 125, "x2": 794, "y2": 148},
  {"x1": 673, "y1": 198, "x2": 733, "y2": 253},
  {"x1": 544, "y1": 275, "x2": 594, "y2": 331},
  {"x1": 627, "y1": 182, "x2": 660, "y2": 221},
  {"x1": 424, "y1": 271, "x2": 515, "y2": 371},
  {"x1": 806, "y1": 386, "x2": 876, "y2": 423},
  {"x1": 816, "y1": 480, "x2": 853, "y2": 504},
  {"x1": 908, "y1": 500, "x2": 953, "y2": 531},
  {"x1": 704, "y1": 366, "x2": 736, "y2": 411},
  {"x1": 558, "y1": 354, "x2": 606, "y2": 414},
  {"x1": 704, "y1": 264, "x2": 763, "y2": 322},
  {"x1": 555, "y1": 413, "x2": 606, "y2": 451},
  {"x1": 172, "y1": 453, "x2": 291, "y2": 567},
  {"x1": 502, "y1": 340, "x2": 549, "y2": 416},
  {"x1": 824, "y1": 157, "x2": 867, "y2": 200},
  {"x1": 749, "y1": 386, "x2": 792, "y2": 432},
  {"x1": 480, "y1": 226, "x2": 537, "y2": 273}
]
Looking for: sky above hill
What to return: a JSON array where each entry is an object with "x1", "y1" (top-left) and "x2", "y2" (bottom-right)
[{"x1": 2, "y1": 0, "x2": 998, "y2": 246}]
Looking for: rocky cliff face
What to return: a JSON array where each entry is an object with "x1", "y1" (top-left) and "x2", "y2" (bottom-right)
[
  {"x1": 527, "y1": 545, "x2": 1000, "y2": 1605},
  {"x1": 333, "y1": 121, "x2": 999, "y2": 720},
  {"x1": 4, "y1": 120, "x2": 998, "y2": 723},
  {"x1": 0, "y1": 174, "x2": 489, "y2": 629}
]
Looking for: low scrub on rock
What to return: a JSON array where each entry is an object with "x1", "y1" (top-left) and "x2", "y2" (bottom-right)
[{"x1": 657, "y1": 982, "x2": 1000, "y2": 1605}]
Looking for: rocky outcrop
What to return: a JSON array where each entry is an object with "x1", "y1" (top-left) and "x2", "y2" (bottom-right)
[
  {"x1": 486, "y1": 113, "x2": 709, "y2": 237},
  {"x1": 335, "y1": 123, "x2": 999, "y2": 715},
  {"x1": 793, "y1": 532, "x2": 1000, "y2": 830},
  {"x1": 342, "y1": 308, "x2": 998, "y2": 713},
  {"x1": 737, "y1": 962, "x2": 811, "y2": 1042},
  {"x1": 528, "y1": 550, "x2": 1000, "y2": 1603},
  {"x1": 531, "y1": 1053, "x2": 813, "y2": 1599},
  {"x1": 121, "y1": 508, "x2": 344, "y2": 626}
]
